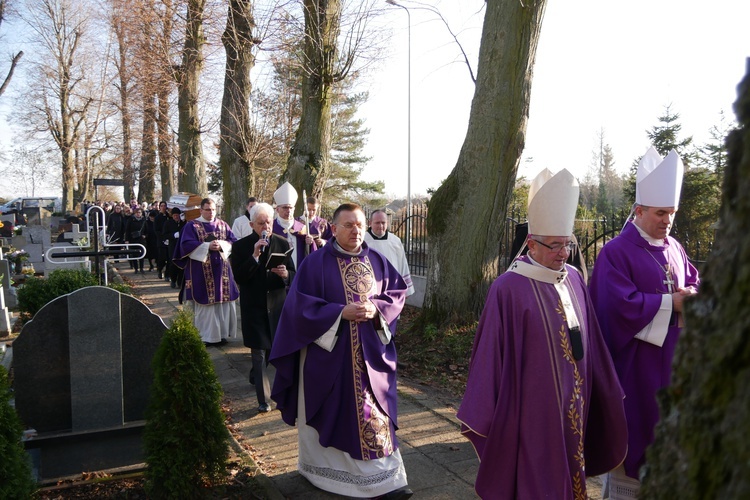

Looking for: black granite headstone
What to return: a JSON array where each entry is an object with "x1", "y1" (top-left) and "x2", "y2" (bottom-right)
[{"x1": 12, "y1": 286, "x2": 167, "y2": 479}]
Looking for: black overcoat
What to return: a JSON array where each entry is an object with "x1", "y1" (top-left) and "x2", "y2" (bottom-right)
[{"x1": 231, "y1": 232, "x2": 296, "y2": 350}]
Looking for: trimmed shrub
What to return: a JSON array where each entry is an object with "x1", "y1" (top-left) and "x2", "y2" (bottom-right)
[
  {"x1": 0, "y1": 366, "x2": 37, "y2": 499},
  {"x1": 17, "y1": 268, "x2": 133, "y2": 318},
  {"x1": 143, "y1": 310, "x2": 229, "y2": 499}
]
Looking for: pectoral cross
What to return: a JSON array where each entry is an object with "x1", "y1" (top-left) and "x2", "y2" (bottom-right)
[{"x1": 663, "y1": 264, "x2": 674, "y2": 293}]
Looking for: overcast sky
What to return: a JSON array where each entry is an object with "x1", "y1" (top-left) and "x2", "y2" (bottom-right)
[{"x1": 361, "y1": 0, "x2": 750, "y2": 198}]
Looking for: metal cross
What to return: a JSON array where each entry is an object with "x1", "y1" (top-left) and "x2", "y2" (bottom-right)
[
  {"x1": 45, "y1": 206, "x2": 146, "y2": 285},
  {"x1": 663, "y1": 265, "x2": 675, "y2": 294}
]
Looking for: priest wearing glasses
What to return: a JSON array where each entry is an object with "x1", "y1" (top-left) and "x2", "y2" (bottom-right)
[
  {"x1": 458, "y1": 168, "x2": 627, "y2": 499},
  {"x1": 590, "y1": 147, "x2": 700, "y2": 498},
  {"x1": 270, "y1": 203, "x2": 412, "y2": 499}
]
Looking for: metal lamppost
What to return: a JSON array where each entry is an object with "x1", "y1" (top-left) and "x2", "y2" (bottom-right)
[{"x1": 386, "y1": 0, "x2": 411, "y2": 249}]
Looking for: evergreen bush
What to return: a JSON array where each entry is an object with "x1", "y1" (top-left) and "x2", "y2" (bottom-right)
[
  {"x1": 144, "y1": 310, "x2": 229, "y2": 499},
  {"x1": 0, "y1": 366, "x2": 37, "y2": 499},
  {"x1": 17, "y1": 268, "x2": 133, "y2": 318}
]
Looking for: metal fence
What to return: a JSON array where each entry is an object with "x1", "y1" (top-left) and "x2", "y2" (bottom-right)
[
  {"x1": 353, "y1": 203, "x2": 711, "y2": 278},
  {"x1": 501, "y1": 206, "x2": 712, "y2": 272}
]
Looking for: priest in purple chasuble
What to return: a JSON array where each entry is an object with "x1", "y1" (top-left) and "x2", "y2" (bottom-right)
[
  {"x1": 269, "y1": 203, "x2": 412, "y2": 499},
  {"x1": 457, "y1": 169, "x2": 628, "y2": 500},
  {"x1": 590, "y1": 148, "x2": 699, "y2": 497},
  {"x1": 272, "y1": 181, "x2": 317, "y2": 269},
  {"x1": 173, "y1": 198, "x2": 239, "y2": 344}
]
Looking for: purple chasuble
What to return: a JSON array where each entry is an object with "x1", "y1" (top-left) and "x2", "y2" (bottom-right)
[
  {"x1": 273, "y1": 219, "x2": 316, "y2": 266},
  {"x1": 589, "y1": 221, "x2": 699, "y2": 478},
  {"x1": 174, "y1": 218, "x2": 239, "y2": 304},
  {"x1": 270, "y1": 241, "x2": 407, "y2": 460},
  {"x1": 457, "y1": 256, "x2": 627, "y2": 499}
]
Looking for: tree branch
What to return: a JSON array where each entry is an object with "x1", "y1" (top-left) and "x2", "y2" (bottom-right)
[{"x1": 0, "y1": 51, "x2": 24, "y2": 98}]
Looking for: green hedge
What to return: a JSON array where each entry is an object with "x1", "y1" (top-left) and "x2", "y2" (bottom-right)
[
  {"x1": 17, "y1": 269, "x2": 132, "y2": 318},
  {"x1": 0, "y1": 366, "x2": 37, "y2": 498}
]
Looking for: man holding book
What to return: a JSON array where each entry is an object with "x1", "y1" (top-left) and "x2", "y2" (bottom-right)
[{"x1": 231, "y1": 202, "x2": 296, "y2": 413}]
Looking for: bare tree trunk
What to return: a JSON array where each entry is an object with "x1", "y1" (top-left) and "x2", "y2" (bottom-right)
[
  {"x1": 283, "y1": 0, "x2": 340, "y2": 211},
  {"x1": 177, "y1": 0, "x2": 207, "y2": 196},
  {"x1": 113, "y1": 7, "x2": 135, "y2": 202},
  {"x1": 640, "y1": 61, "x2": 750, "y2": 499},
  {"x1": 157, "y1": 0, "x2": 175, "y2": 201},
  {"x1": 219, "y1": 0, "x2": 256, "y2": 221},
  {"x1": 157, "y1": 85, "x2": 174, "y2": 200},
  {"x1": 139, "y1": 91, "x2": 158, "y2": 202},
  {"x1": 424, "y1": 0, "x2": 547, "y2": 323}
]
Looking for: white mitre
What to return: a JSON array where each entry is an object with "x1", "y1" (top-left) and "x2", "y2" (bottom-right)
[
  {"x1": 635, "y1": 147, "x2": 684, "y2": 209},
  {"x1": 527, "y1": 168, "x2": 579, "y2": 236},
  {"x1": 273, "y1": 181, "x2": 298, "y2": 206}
]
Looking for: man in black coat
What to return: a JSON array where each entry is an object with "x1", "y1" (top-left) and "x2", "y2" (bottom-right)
[{"x1": 230, "y1": 202, "x2": 295, "y2": 413}]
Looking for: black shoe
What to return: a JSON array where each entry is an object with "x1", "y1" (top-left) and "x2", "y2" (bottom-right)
[
  {"x1": 171, "y1": 281, "x2": 177, "y2": 289},
  {"x1": 380, "y1": 487, "x2": 413, "y2": 500},
  {"x1": 258, "y1": 403, "x2": 272, "y2": 413},
  {"x1": 157, "y1": 272, "x2": 162, "y2": 279},
  {"x1": 219, "y1": 338, "x2": 228, "y2": 344}
]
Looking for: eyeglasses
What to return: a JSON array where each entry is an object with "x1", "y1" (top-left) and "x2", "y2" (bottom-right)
[
  {"x1": 336, "y1": 222, "x2": 365, "y2": 230},
  {"x1": 532, "y1": 239, "x2": 576, "y2": 253},
  {"x1": 277, "y1": 205, "x2": 293, "y2": 210}
]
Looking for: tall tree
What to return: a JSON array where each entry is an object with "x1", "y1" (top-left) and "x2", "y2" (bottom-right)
[
  {"x1": 219, "y1": 0, "x2": 257, "y2": 222},
  {"x1": 111, "y1": 0, "x2": 136, "y2": 201},
  {"x1": 22, "y1": 0, "x2": 94, "y2": 212},
  {"x1": 283, "y1": 0, "x2": 342, "y2": 207},
  {"x1": 640, "y1": 61, "x2": 750, "y2": 500},
  {"x1": 176, "y1": 0, "x2": 207, "y2": 195},
  {"x1": 281, "y1": 0, "x2": 378, "y2": 212},
  {"x1": 155, "y1": 0, "x2": 176, "y2": 201},
  {"x1": 324, "y1": 89, "x2": 384, "y2": 208},
  {"x1": 424, "y1": 0, "x2": 547, "y2": 323}
]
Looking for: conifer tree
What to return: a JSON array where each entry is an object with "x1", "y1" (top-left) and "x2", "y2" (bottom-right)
[{"x1": 144, "y1": 310, "x2": 229, "y2": 498}]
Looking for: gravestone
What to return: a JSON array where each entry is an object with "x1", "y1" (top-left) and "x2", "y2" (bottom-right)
[
  {"x1": 21, "y1": 226, "x2": 51, "y2": 275},
  {"x1": 12, "y1": 286, "x2": 167, "y2": 480},
  {"x1": 0, "y1": 258, "x2": 17, "y2": 310},
  {"x1": 0, "y1": 258, "x2": 11, "y2": 335}
]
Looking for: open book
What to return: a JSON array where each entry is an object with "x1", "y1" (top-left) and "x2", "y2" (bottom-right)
[{"x1": 266, "y1": 246, "x2": 293, "y2": 269}]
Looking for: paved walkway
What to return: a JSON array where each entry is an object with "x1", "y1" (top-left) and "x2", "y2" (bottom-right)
[{"x1": 115, "y1": 261, "x2": 603, "y2": 499}]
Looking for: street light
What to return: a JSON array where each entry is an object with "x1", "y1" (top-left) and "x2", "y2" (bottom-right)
[{"x1": 386, "y1": 0, "x2": 411, "y2": 249}]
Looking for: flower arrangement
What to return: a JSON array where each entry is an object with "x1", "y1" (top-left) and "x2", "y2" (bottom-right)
[
  {"x1": 6, "y1": 249, "x2": 29, "y2": 266},
  {"x1": 21, "y1": 263, "x2": 35, "y2": 276}
]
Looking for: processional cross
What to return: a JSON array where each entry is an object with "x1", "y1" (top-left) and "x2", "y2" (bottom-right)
[{"x1": 45, "y1": 206, "x2": 146, "y2": 285}]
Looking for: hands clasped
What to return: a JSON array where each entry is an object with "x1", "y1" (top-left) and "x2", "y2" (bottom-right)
[{"x1": 342, "y1": 300, "x2": 377, "y2": 323}]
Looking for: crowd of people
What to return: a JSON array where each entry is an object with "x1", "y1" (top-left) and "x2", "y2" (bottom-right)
[{"x1": 89, "y1": 144, "x2": 699, "y2": 499}]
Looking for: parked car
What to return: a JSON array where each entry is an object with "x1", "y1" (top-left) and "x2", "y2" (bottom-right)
[{"x1": 0, "y1": 196, "x2": 61, "y2": 224}]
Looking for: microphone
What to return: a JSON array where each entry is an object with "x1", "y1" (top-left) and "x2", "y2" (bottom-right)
[{"x1": 260, "y1": 230, "x2": 268, "y2": 251}]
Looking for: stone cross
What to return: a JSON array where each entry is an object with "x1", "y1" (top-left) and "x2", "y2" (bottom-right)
[{"x1": 63, "y1": 224, "x2": 88, "y2": 243}]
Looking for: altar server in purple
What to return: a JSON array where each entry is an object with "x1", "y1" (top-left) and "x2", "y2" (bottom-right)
[
  {"x1": 270, "y1": 203, "x2": 412, "y2": 499},
  {"x1": 174, "y1": 198, "x2": 239, "y2": 345},
  {"x1": 590, "y1": 147, "x2": 699, "y2": 498},
  {"x1": 458, "y1": 168, "x2": 628, "y2": 499}
]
